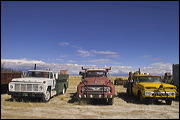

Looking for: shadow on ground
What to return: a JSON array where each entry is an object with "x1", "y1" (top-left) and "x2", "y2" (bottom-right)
[
  {"x1": 117, "y1": 92, "x2": 169, "y2": 105},
  {"x1": 117, "y1": 92, "x2": 141, "y2": 104},
  {"x1": 68, "y1": 92, "x2": 114, "y2": 106},
  {"x1": 1, "y1": 84, "x2": 8, "y2": 94},
  {"x1": 5, "y1": 97, "x2": 46, "y2": 103}
]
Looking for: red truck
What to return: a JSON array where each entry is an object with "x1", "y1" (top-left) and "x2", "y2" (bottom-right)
[{"x1": 76, "y1": 67, "x2": 116, "y2": 105}]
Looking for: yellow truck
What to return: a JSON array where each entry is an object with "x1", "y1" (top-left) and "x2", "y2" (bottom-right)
[{"x1": 124, "y1": 71, "x2": 177, "y2": 105}]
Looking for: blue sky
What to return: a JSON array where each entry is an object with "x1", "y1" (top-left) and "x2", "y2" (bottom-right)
[{"x1": 1, "y1": 1, "x2": 179, "y2": 74}]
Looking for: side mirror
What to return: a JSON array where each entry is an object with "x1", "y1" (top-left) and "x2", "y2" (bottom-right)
[{"x1": 130, "y1": 79, "x2": 134, "y2": 82}]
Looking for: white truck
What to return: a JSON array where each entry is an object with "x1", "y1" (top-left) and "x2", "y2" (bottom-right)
[{"x1": 8, "y1": 69, "x2": 69, "y2": 102}]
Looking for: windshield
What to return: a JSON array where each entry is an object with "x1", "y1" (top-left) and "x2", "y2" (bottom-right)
[
  {"x1": 138, "y1": 76, "x2": 161, "y2": 83},
  {"x1": 27, "y1": 71, "x2": 51, "y2": 78},
  {"x1": 86, "y1": 71, "x2": 106, "y2": 77}
]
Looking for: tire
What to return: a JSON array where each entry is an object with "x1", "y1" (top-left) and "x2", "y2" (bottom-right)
[
  {"x1": 107, "y1": 98, "x2": 114, "y2": 105},
  {"x1": 11, "y1": 96, "x2": 22, "y2": 102},
  {"x1": 62, "y1": 86, "x2": 66, "y2": 94},
  {"x1": 166, "y1": 99, "x2": 172, "y2": 105},
  {"x1": 78, "y1": 98, "x2": 88, "y2": 105},
  {"x1": 138, "y1": 91, "x2": 153, "y2": 105},
  {"x1": 138, "y1": 91, "x2": 145, "y2": 104},
  {"x1": 11, "y1": 96, "x2": 17, "y2": 101},
  {"x1": 145, "y1": 99, "x2": 153, "y2": 105},
  {"x1": 42, "y1": 90, "x2": 51, "y2": 102}
]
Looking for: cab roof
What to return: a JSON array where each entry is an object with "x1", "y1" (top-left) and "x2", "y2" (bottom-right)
[{"x1": 87, "y1": 68, "x2": 107, "y2": 71}]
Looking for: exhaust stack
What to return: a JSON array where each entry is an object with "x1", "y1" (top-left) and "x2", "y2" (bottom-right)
[{"x1": 34, "y1": 64, "x2": 36, "y2": 70}]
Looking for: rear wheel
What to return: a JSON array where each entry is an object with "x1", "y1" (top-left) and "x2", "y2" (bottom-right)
[{"x1": 62, "y1": 86, "x2": 66, "y2": 94}]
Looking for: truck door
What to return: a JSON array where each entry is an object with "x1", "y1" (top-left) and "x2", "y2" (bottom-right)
[
  {"x1": 49, "y1": 72, "x2": 56, "y2": 89},
  {"x1": 132, "y1": 77, "x2": 138, "y2": 96}
]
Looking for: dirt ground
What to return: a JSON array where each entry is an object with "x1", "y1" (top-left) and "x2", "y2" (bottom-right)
[{"x1": 1, "y1": 76, "x2": 179, "y2": 119}]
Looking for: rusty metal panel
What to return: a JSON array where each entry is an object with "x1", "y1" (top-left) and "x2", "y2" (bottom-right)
[
  {"x1": 114, "y1": 78, "x2": 128, "y2": 85},
  {"x1": 60, "y1": 70, "x2": 68, "y2": 75},
  {"x1": 1, "y1": 72, "x2": 22, "y2": 85}
]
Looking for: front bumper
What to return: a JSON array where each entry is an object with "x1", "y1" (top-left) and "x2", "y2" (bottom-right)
[
  {"x1": 77, "y1": 94, "x2": 115, "y2": 99},
  {"x1": 144, "y1": 91, "x2": 176, "y2": 99},
  {"x1": 8, "y1": 91, "x2": 45, "y2": 98}
]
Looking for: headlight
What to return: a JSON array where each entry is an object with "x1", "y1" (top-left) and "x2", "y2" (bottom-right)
[
  {"x1": 38, "y1": 85, "x2": 44, "y2": 91},
  {"x1": 145, "y1": 91, "x2": 153, "y2": 96},
  {"x1": 81, "y1": 87, "x2": 85, "y2": 92},
  {"x1": 9, "y1": 84, "x2": 14, "y2": 91},
  {"x1": 167, "y1": 92, "x2": 175, "y2": 96},
  {"x1": 104, "y1": 87, "x2": 111, "y2": 92}
]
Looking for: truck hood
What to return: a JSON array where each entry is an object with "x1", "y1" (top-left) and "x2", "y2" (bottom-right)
[
  {"x1": 11, "y1": 77, "x2": 51, "y2": 83},
  {"x1": 83, "y1": 77, "x2": 109, "y2": 85},
  {"x1": 139, "y1": 82, "x2": 176, "y2": 89}
]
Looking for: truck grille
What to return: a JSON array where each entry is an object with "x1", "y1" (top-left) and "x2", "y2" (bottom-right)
[
  {"x1": 15, "y1": 84, "x2": 40, "y2": 92},
  {"x1": 82, "y1": 85, "x2": 110, "y2": 95}
]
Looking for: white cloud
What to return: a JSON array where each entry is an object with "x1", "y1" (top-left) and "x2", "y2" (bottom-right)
[
  {"x1": 67, "y1": 60, "x2": 76, "y2": 63},
  {"x1": 151, "y1": 58, "x2": 163, "y2": 61},
  {"x1": 58, "y1": 42, "x2": 70, "y2": 46},
  {"x1": 86, "y1": 59, "x2": 111, "y2": 64},
  {"x1": 76, "y1": 49, "x2": 120, "y2": 58},
  {"x1": 1, "y1": 59, "x2": 173, "y2": 75},
  {"x1": 77, "y1": 49, "x2": 93, "y2": 57},
  {"x1": 92, "y1": 50, "x2": 117, "y2": 54},
  {"x1": 58, "y1": 42, "x2": 119, "y2": 59},
  {"x1": 143, "y1": 55, "x2": 151, "y2": 58},
  {"x1": 1, "y1": 58, "x2": 45, "y2": 64},
  {"x1": 71, "y1": 45, "x2": 82, "y2": 49},
  {"x1": 151, "y1": 62, "x2": 172, "y2": 68},
  {"x1": 107, "y1": 54, "x2": 120, "y2": 58},
  {"x1": 58, "y1": 42, "x2": 81, "y2": 49},
  {"x1": 59, "y1": 55, "x2": 69, "y2": 58},
  {"x1": 56, "y1": 59, "x2": 64, "y2": 62}
]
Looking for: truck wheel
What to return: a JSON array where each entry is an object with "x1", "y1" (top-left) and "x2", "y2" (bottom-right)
[
  {"x1": 11, "y1": 96, "x2": 17, "y2": 101},
  {"x1": 11, "y1": 96, "x2": 21, "y2": 102},
  {"x1": 62, "y1": 86, "x2": 66, "y2": 94},
  {"x1": 107, "y1": 98, "x2": 114, "y2": 105},
  {"x1": 138, "y1": 91, "x2": 145, "y2": 104},
  {"x1": 166, "y1": 99, "x2": 172, "y2": 105},
  {"x1": 78, "y1": 99, "x2": 88, "y2": 105},
  {"x1": 42, "y1": 90, "x2": 51, "y2": 102}
]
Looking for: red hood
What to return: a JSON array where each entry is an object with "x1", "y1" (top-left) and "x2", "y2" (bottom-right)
[{"x1": 83, "y1": 77, "x2": 109, "y2": 85}]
